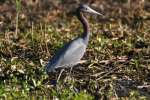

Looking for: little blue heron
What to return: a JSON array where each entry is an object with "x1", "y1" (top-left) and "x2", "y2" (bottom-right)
[{"x1": 45, "y1": 4, "x2": 103, "y2": 78}]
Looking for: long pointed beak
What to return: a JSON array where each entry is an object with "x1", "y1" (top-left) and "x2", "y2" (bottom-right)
[{"x1": 87, "y1": 7, "x2": 103, "y2": 16}]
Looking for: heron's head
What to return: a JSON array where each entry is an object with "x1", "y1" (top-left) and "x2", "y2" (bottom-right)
[{"x1": 78, "y1": 4, "x2": 103, "y2": 16}]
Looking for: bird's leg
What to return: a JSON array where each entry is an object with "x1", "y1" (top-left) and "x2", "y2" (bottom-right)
[
  {"x1": 57, "y1": 69, "x2": 65, "y2": 82},
  {"x1": 69, "y1": 66, "x2": 74, "y2": 76},
  {"x1": 69, "y1": 60, "x2": 87, "y2": 77}
]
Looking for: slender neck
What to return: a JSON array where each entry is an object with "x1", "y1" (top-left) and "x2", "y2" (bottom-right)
[{"x1": 76, "y1": 11, "x2": 90, "y2": 44}]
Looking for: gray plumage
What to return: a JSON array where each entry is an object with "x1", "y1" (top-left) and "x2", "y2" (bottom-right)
[{"x1": 45, "y1": 4, "x2": 102, "y2": 73}]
